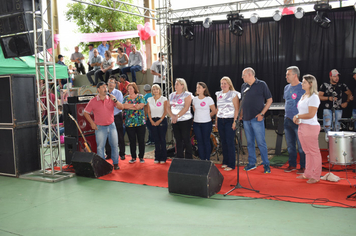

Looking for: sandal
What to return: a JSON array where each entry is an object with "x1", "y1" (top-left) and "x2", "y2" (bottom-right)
[
  {"x1": 307, "y1": 178, "x2": 319, "y2": 184},
  {"x1": 296, "y1": 175, "x2": 307, "y2": 179}
]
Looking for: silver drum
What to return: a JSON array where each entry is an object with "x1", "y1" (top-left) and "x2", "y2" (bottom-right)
[{"x1": 328, "y1": 132, "x2": 356, "y2": 165}]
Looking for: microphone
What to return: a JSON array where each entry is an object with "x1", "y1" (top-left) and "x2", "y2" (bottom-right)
[{"x1": 107, "y1": 92, "x2": 117, "y2": 102}]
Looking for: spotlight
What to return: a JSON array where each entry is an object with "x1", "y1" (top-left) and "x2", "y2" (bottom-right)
[
  {"x1": 227, "y1": 13, "x2": 244, "y2": 36},
  {"x1": 203, "y1": 18, "x2": 212, "y2": 28},
  {"x1": 294, "y1": 7, "x2": 304, "y2": 19},
  {"x1": 179, "y1": 19, "x2": 194, "y2": 41},
  {"x1": 272, "y1": 10, "x2": 282, "y2": 21},
  {"x1": 313, "y1": 3, "x2": 332, "y2": 29},
  {"x1": 250, "y1": 13, "x2": 259, "y2": 24}
]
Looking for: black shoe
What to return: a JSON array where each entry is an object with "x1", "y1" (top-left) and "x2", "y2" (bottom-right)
[
  {"x1": 120, "y1": 155, "x2": 126, "y2": 160},
  {"x1": 113, "y1": 164, "x2": 120, "y2": 170}
]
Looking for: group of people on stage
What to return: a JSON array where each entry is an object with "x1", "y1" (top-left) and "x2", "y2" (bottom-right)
[{"x1": 82, "y1": 64, "x2": 356, "y2": 184}]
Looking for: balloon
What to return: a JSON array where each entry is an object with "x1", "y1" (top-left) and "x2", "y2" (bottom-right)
[{"x1": 137, "y1": 22, "x2": 157, "y2": 41}]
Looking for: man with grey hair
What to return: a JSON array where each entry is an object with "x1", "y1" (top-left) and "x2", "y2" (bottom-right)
[
  {"x1": 241, "y1": 67, "x2": 273, "y2": 174},
  {"x1": 283, "y1": 66, "x2": 306, "y2": 174},
  {"x1": 86, "y1": 49, "x2": 103, "y2": 86},
  {"x1": 70, "y1": 46, "x2": 85, "y2": 74},
  {"x1": 121, "y1": 44, "x2": 146, "y2": 83}
]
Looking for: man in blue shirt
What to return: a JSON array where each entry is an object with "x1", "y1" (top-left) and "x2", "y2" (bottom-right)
[
  {"x1": 241, "y1": 67, "x2": 273, "y2": 174},
  {"x1": 105, "y1": 76, "x2": 126, "y2": 161},
  {"x1": 283, "y1": 66, "x2": 306, "y2": 174},
  {"x1": 97, "y1": 41, "x2": 112, "y2": 58}
]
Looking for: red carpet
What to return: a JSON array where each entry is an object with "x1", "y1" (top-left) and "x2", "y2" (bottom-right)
[{"x1": 98, "y1": 150, "x2": 356, "y2": 208}]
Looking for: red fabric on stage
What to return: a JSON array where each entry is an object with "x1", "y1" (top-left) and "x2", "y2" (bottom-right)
[{"x1": 99, "y1": 151, "x2": 356, "y2": 208}]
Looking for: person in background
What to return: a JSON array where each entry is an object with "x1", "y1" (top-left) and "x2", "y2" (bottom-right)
[
  {"x1": 147, "y1": 85, "x2": 168, "y2": 164},
  {"x1": 87, "y1": 43, "x2": 94, "y2": 71},
  {"x1": 97, "y1": 41, "x2": 113, "y2": 59},
  {"x1": 86, "y1": 49, "x2": 103, "y2": 86},
  {"x1": 121, "y1": 39, "x2": 132, "y2": 56},
  {"x1": 121, "y1": 44, "x2": 146, "y2": 83},
  {"x1": 84, "y1": 81, "x2": 123, "y2": 170},
  {"x1": 167, "y1": 78, "x2": 193, "y2": 159},
  {"x1": 95, "y1": 50, "x2": 114, "y2": 83},
  {"x1": 241, "y1": 67, "x2": 272, "y2": 174},
  {"x1": 151, "y1": 53, "x2": 166, "y2": 95},
  {"x1": 193, "y1": 82, "x2": 216, "y2": 161},
  {"x1": 123, "y1": 83, "x2": 146, "y2": 164},
  {"x1": 143, "y1": 84, "x2": 154, "y2": 145},
  {"x1": 70, "y1": 46, "x2": 85, "y2": 75},
  {"x1": 319, "y1": 69, "x2": 352, "y2": 142},
  {"x1": 57, "y1": 54, "x2": 68, "y2": 89},
  {"x1": 215, "y1": 77, "x2": 239, "y2": 171},
  {"x1": 105, "y1": 76, "x2": 126, "y2": 161},
  {"x1": 111, "y1": 47, "x2": 128, "y2": 76},
  {"x1": 283, "y1": 66, "x2": 306, "y2": 174},
  {"x1": 293, "y1": 75, "x2": 322, "y2": 184},
  {"x1": 118, "y1": 74, "x2": 130, "y2": 97}
]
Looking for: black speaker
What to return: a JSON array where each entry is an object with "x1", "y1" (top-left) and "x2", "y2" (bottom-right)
[
  {"x1": 63, "y1": 103, "x2": 95, "y2": 137},
  {"x1": 64, "y1": 134, "x2": 97, "y2": 164},
  {"x1": 0, "y1": 13, "x2": 33, "y2": 36},
  {"x1": 0, "y1": 125, "x2": 40, "y2": 176},
  {"x1": 168, "y1": 159, "x2": 224, "y2": 198},
  {"x1": 71, "y1": 152, "x2": 113, "y2": 178},
  {"x1": 0, "y1": 74, "x2": 37, "y2": 125},
  {"x1": 0, "y1": 0, "x2": 40, "y2": 15}
]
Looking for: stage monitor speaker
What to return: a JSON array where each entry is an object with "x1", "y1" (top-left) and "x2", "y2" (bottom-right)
[
  {"x1": 63, "y1": 103, "x2": 95, "y2": 137},
  {"x1": 64, "y1": 134, "x2": 97, "y2": 164},
  {"x1": 0, "y1": 125, "x2": 40, "y2": 176},
  {"x1": 168, "y1": 159, "x2": 224, "y2": 198},
  {"x1": 71, "y1": 152, "x2": 112, "y2": 178},
  {"x1": 0, "y1": 13, "x2": 33, "y2": 36},
  {"x1": 0, "y1": 74, "x2": 37, "y2": 125},
  {"x1": 0, "y1": 0, "x2": 40, "y2": 15}
]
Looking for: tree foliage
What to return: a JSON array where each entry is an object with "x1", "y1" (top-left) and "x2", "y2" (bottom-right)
[{"x1": 65, "y1": 0, "x2": 144, "y2": 50}]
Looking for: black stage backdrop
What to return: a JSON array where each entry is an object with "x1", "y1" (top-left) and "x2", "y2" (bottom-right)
[{"x1": 171, "y1": 6, "x2": 356, "y2": 117}]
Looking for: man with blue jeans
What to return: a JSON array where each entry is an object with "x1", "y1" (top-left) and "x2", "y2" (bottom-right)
[
  {"x1": 84, "y1": 82, "x2": 124, "y2": 170},
  {"x1": 319, "y1": 69, "x2": 352, "y2": 142},
  {"x1": 283, "y1": 66, "x2": 306, "y2": 174},
  {"x1": 241, "y1": 67, "x2": 273, "y2": 173},
  {"x1": 121, "y1": 44, "x2": 146, "y2": 83}
]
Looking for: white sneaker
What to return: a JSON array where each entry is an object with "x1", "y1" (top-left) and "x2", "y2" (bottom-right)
[
  {"x1": 221, "y1": 164, "x2": 227, "y2": 169},
  {"x1": 154, "y1": 160, "x2": 159, "y2": 164},
  {"x1": 325, "y1": 133, "x2": 329, "y2": 142}
]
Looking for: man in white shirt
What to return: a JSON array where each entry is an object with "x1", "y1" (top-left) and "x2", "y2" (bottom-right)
[
  {"x1": 151, "y1": 53, "x2": 166, "y2": 95},
  {"x1": 121, "y1": 44, "x2": 146, "y2": 83}
]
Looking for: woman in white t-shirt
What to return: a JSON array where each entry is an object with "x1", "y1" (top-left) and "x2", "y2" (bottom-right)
[
  {"x1": 293, "y1": 74, "x2": 322, "y2": 184},
  {"x1": 192, "y1": 82, "x2": 217, "y2": 160},
  {"x1": 147, "y1": 85, "x2": 168, "y2": 164},
  {"x1": 95, "y1": 50, "x2": 114, "y2": 83}
]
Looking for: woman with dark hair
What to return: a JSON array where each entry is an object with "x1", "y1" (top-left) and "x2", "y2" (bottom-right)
[
  {"x1": 293, "y1": 75, "x2": 322, "y2": 184},
  {"x1": 123, "y1": 83, "x2": 146, "y2": 163},
  {"x1": 192, "y1": 82, "x2": 216, "y2": 160},
  {"x1": 167, "y1": 78, "x2": 193, "y2": 159},
  {"x1": 95, "y1": 50, "x2": 114, "y2": 83},
  {"x1": 111, "y1": 47, "x2": 128, "y2": 76}
]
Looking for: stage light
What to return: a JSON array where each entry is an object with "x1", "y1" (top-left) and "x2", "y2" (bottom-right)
[
  {"x1": 272, "y1": 10, "x2": 282, "y2": 21},
  {"x1": 179, "y1": 19, "x2": 194, "y2": 41},
  {"x1": 313, "y1": 3, "x2": 332, "y2": 29},
  {"x1": 250, "y1": 13, "x2": 259, "y2": 24},
  {"x1": 227, "y1": 13, "x2": 244, "y2": 36},
  {"x1": 203, "y1": 18, "x2": 212, "y2": 28},
  {"x1": 294, "y1": 7, "x2": 304, "y2": 19}
]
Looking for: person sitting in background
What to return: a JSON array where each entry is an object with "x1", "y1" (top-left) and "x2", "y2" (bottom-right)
[
  {"x1": 193, "y1": 82, "x2": 216, "y2": 161},
  {"x1": 95, "y1": 50, "x2": 114, "y2": 83},
  {"x1": 87, "y1": 44, "x2": 94, "y2": 71},
  {"x1": 57, "y1": 54, "x2": 68, "y2": 89},
  {"x1": 70, "y1": 46, "x2": 85, "y2": 75},
  {"x1": 143, "y1": 84, "x2": 154, "y2": 146},
  {"x1": 121, "y1": 44, "x2": 146, "y2": 83},
  {"x1": 123, "y1": 83, "x2": 146, "y2": 164},
  {"x1": 121, "y1": 39, "x2": 132, "y2": 56},
  {"x1": 118, "y1": 74, "x2": 130, "y2": 97},
  {"x1": 86, "y1": 49, "x2": 103, "y2": 86},
  {"x1": 147, "y1": 84, "x2": 168, "y2": 164},
  {"x1": 293, "y1": 75, "x2": 322, "y2": 184},
  {"x1": 111, "y1": 47, "x2": 128, "y2": 76}
]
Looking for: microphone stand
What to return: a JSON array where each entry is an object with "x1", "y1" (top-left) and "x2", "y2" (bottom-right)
[{"x1": 224, "y1": 89, "x2": 260, "y2": 196}]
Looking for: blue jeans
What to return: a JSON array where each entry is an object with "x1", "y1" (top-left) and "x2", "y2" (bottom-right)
[
  {"x1": 353, "y1": 109, "x2": 356, "y2": 130},
  {"x1": 243, "y1": 118, "x2": 269, "y2": 166},
  {"x1": 146, "y1": 118, "x2": 154, "y2": 143},
  {"x1": 95, "y1": 123, "x2": 119, "y2": 165},
  {"x1": 151, "y1": 118, "x2": 168, "y2": 162},
  {"x1": 193, "y1": 121, "x2": 212, "y2": 160},
  {"x1": 284, "y1": 118, "x2": 305, "y2": 168},
  {"x1": 218, "y1": 118, "x2": 236, "y2": 169},
  {"x1": 121, "y1": 65, "x2": 142, "y2": 83},
  {"x1": 323, "y1": 109, "x2": 342, "y2": 133}
]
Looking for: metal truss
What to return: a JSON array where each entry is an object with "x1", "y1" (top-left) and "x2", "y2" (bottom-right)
[
  {"x1": 70, "y1": 0, "x2": 158, "y2": 19},
  {"x1": 169, "y1": 0, "x2": 345, "y2": 20},
  {"x1": 20, "y1": 0, "x2": 74, "y2": 182}
]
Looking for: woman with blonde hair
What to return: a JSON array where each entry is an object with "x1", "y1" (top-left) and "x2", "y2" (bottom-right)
[
  {"x1": 167, "y1": 78, "x2": 193, "y2": 159},
  {"x1": 215, "y1": 77, "x2": 240, "y2": 171},
  {"x1": 147, "y1": 84, "x2": 168, "y2": 163},
  {"x1": 293, "y1": 75, "x2": 321, "y2": 184}
]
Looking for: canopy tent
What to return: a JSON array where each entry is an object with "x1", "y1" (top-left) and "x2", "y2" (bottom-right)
[{"x1": 0, "y1": 47, "x2": 68, "y2": 79}]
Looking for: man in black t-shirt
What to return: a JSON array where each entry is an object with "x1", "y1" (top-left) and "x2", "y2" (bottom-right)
[{"x1": 318, "y1": 69, "x2": 352, "y2": 141}]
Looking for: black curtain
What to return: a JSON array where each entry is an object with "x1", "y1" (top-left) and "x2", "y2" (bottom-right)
[{"x1": 171, "y1": 7, "x2": 356, "y2": 117}]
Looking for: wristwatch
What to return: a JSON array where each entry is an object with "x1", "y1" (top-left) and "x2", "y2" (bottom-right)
[
  {"x1": 260, "y1": 113, "x2": 264, "y2": 117},
  {"x1": 113, "y1": 99, "x2": 117, "y2": 103}
]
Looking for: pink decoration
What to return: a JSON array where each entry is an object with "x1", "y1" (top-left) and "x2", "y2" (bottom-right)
[
  {"x1": 282, "y1": 7, "x2": 295, "y2": 15},
  {"x1": 54, "y1": 31, "x2": 139, "y2": 43},
  {"x1": 200, "y1": 102, "x2": 206, "y2": 107},
  {"x1": 137, "y1": 22, "x2": 157, "y2": 41},
  {"x1": 60, "y1": 135, "x2": 64, "y2": 144}
]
